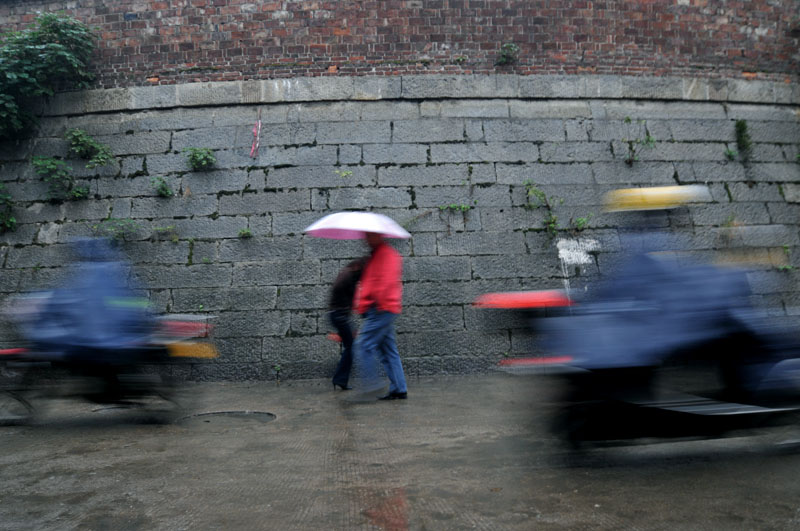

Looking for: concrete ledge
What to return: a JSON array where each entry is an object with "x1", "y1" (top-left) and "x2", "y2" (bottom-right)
[{"x1": 44, "y1": 75, "x2": 799, "y2": 116}]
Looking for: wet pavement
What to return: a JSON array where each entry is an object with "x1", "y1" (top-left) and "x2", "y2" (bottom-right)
[{"x1": 2, "y1": 373, "x2": 800, "y2": 530}]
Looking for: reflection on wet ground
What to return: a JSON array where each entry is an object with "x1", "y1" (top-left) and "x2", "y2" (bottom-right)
[{"x1": 1, "y1": 374, "x2": 800, "y2": 530}]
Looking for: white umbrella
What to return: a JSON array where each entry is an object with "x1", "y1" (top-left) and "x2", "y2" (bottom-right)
[{"x1": 303, "y1": 211, "x2": 411, "y2": 240}]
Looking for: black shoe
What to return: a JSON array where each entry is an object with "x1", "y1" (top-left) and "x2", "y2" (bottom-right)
[
  {"x1": 379, "y1": 391, "x2": 407, "y2": 400},
  {"x1": 333, "y1": 382, "x2": 352, "y2": 391}
]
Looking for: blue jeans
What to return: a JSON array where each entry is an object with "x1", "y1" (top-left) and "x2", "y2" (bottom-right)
[{"x1": 355, "y1": 309, "x2": 407, "y2": 394}]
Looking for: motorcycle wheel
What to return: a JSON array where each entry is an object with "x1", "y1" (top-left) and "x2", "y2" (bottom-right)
[
  {"x1": 553, "y1": 402, "x2": 603, "y2": 450},
  {"x1": 0, "y1": 390, "x2": 34, "y2": 425}
]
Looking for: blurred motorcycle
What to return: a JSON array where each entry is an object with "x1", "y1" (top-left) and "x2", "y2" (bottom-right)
[
  {"x1": 476, "y1": 186, "x2": 800, "y2": 448},
  {"x1": 0, "y1": 239, "x2": 216, "y2": 424}
]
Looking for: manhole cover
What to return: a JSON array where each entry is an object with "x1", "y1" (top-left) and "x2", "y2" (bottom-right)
[{"x1": 177, "y1": 410, "x2": 276, "y2": 427}]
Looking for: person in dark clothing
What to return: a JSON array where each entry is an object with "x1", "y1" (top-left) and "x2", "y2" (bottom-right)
[{"x1": 329, "y1": 257, "x2": 366, "y2": 390}]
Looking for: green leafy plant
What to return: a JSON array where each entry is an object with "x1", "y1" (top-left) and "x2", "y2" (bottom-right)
[
  {"x1": 438, "y1": 202, "x2": 474, "y2": 212},
  {"x1": 795, "y1": 153, "x2": 800, "y2": 163},
  {"x1": 184, "y1": 147, "x2": 217, "y2": 171},
  {"x1": 32, "y1": 156, "x2": 85, "y2": 201},
  {"x1": 523, "y1": 182, "x2": 547, "y2": 210},
  {"x1": 151, "y1": 176, "x2": 173, "y2": 197},
  {"x1": 779, "y1": 245, "x2": 794, "y2": 271},
  {"x1": 0, "y1": 183, "x2": 16, "y2": 232},
  {"x1": 543, "y1": 212, "x2": 559, "y2": 238},
  {"x1": 333, "y1": 169, "x2": 353, "y2": 178},
  {"x1": 68, "y1": 186, "x2": 89, "y2": 200},
  {"x1": 495, "y1": 43, "x2": 520, "y2": 66},
  {"x1": 570, "y1": 213, "x2": 593, "y2": 232},
  {"x1": 91, "y1": 218, "x2": 142, "y2": 241},
  {"x1": 238, "y1": 228, "x2": 253, "y2": 238},
  {"x1": 0, "y1": 13, "x2": 96, "y2": 139},
  {"x1": 523, "y1": 180, "x2": 562, "y2": 210},
  {"x1": 724, "y1": 148, "x2": 738, "y2": 161},
  {"x1": 64, "y1": 128, "x2": 114, "y2": 169},
  {"x1": 523, "y1": 180, "x2": 562, "y2": 238},
  {"x1": 622, "y1": 117, "x2": 656, "y2": 165},
  {"x1": 201, "y1": 257, "x2": 212, "y2": 264},
  {"x1": 735, "y1": 119, "x2": 752, "y2": 161}
]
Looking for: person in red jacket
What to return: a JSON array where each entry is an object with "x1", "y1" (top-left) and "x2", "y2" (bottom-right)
[{"x1": 353, "y1": 232, "x2": 408, "y2": 400}]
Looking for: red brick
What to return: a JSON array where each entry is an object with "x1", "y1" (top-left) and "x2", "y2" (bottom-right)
[{"x1": 0, "y1": 0, "x2": 793, "y2": 87}]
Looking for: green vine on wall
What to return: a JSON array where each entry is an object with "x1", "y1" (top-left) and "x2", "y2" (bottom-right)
[
  {"x1": 495, "y1": 43, "x2": 520, "y2": 66},
  {"x1": 0, "y1": 13, "x2": 96, "y2": 139},
  {"x1": 32, "y1": 156, "x2": 88, "y2": 201},
  {"x1": 30, "y1": 130, "x2": 113, "y2": 202},
  {"x1": 65, "y1": 128, "x2": 114, "y2": 168},
  {"x1": 523, "y1": 180, "x2": 563, "y2": 238},
  {"x1": 622, "y1": 117, "x2": 656, "y2": 165}
]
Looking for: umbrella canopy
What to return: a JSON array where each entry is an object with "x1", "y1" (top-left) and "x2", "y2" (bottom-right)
[{"x1": 304, "y1": 211, "x2": 411, "y2": 240}]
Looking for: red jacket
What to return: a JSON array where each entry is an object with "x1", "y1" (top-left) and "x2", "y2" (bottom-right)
[{"x1": 354, "y1": 242, "x2": 402, "y2": 314}]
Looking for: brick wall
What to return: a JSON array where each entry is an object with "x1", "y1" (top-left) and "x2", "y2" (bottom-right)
[
  {"x1": 0, "y1": 75, "x2": 798, "y2": 381},
  {"x1": 1, "y1": 1, "x2": 798, "y2": 88}
]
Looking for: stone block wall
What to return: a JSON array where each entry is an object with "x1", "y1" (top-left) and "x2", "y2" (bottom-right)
[{"x1": 0, "y1": 75, "x2": 798, "y2": 380}]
